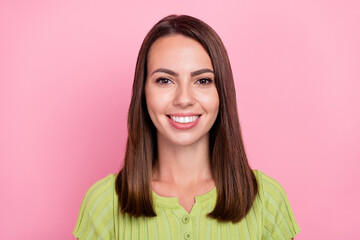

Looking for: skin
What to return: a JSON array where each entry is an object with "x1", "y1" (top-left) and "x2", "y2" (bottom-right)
[{"x1": 145, "y1": 34, "x2": 219, "y2": 213}]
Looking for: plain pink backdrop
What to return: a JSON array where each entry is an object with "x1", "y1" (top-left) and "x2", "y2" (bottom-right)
[{"x1": 1, "y1": 0, "x2": 359, "y2": 239}]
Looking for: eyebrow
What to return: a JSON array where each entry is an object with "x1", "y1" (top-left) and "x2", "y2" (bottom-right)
[{"x1": 150, "y1": 68, "x2": 214, "y2": 77}]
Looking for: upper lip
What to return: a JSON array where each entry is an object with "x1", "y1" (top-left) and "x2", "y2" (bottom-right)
[{"x1": 167, "y1": 113, "x2": 202, "y2": 117}]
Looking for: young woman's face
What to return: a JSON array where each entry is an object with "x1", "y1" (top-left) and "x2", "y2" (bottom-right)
[{"x1": 145, "y1": 34, "x2": 219, "y2": 147}]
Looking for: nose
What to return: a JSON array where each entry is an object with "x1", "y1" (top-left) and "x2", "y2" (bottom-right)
[{"x1": 173, "y1": 82, "x2": 195, "y2": 107}]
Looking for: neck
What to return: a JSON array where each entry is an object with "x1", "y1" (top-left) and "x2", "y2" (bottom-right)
[{"x1": 153, "y1": 133, "x2": 213, "y2": 187}]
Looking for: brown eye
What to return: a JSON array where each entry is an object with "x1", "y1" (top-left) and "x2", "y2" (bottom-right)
[
  {"x1": 155, "y1": 77, "x2": 173, "y2": 84},
  {"x1": 196, "y1": 78, "x2": 213, "y2": 85}
]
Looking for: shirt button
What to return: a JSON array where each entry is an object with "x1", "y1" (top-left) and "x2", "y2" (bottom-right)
[
  {"x1": 184, "y1": 232, "x2": 191, "y2": 240},
  {"x1": 182, "y1": 215, "x2": 190, "y2": 223}
]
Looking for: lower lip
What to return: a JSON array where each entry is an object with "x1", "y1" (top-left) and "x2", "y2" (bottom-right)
[{"x1": 167, "y1": 116, "x2": 201, "y2": 130}]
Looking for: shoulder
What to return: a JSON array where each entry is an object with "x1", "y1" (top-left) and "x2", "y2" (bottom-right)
[
  {"x1": 252, "y1": 169, "x2": 300, "y2": 239},
  {"x1": 73, "y1": 174, "x2": 118, "y2": 240},
  {"x1": 253, "y1": 169, "x2": 288, "y2": 201},
  {"x1": 82, "y1": 174, "x2": 117, "y2": 203}
]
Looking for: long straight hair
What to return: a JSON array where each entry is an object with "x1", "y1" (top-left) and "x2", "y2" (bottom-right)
[{"x1": 115, "y1": 14, "x2": 258, "y2": 223}]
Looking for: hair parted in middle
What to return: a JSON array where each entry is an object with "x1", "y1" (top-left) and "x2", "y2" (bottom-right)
[{"x1": 115, "y1": 14, "x2": 258, "y2": 223}]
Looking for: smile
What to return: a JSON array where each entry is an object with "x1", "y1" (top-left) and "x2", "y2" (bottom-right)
[
  {"x1": 169, "y1": 115, "x2": 200, "y2": 124},
  {"x1": 166, "y1": 114, "x2": 202, "y2": 130}
]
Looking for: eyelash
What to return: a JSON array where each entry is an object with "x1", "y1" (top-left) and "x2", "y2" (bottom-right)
[
  {"x1": 155, "y1": 78, "x2": 172, "y2": 84},
  {"x1": 196, "y1": 78, "x2": 213, "y2": 85},
  {"x1": 155, "y1": 77, "x2": 213, "y2": 85}
]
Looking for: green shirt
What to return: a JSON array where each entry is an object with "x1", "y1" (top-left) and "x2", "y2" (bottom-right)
[{"x1": 73, "y1": 170, "x2": 300, "y2": 239}]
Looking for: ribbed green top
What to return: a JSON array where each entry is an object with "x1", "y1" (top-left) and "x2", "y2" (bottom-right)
[{"x1": 73, "y1": 170, "x2": 300, "y2": 239}]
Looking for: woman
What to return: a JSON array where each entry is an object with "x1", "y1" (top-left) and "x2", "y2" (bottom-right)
[{"x1": 73, "y1": 15, "x2": 300, "y2": 239}]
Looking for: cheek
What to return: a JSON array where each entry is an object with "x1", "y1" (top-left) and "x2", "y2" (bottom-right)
[
  {"x1": 145, "y1": 98, "x2": 160, "y2": 130},
  {"x1": 145, "y1": 88, "x2": 166, "y2": 119},
  {"x1": 200, "y1": 89, "x2": 220, "y2": 114},
  {"x1": 212, "y1": 98, "x2": 220, "y2": 118},
  {"x1": 145, "y1": 85, "x2": 155, "y2": 118}
]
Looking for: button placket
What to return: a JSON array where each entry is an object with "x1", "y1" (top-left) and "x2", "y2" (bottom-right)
[
  {"x1": 181, "y1": 214, "x2": 192, "y2": 239},
  {"x1": 172, "y1": 208, "x2": 193, "y2": 240}
]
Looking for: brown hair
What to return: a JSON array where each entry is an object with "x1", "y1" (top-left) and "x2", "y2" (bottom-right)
[{"x1": 115, "y1": 14, "x2": 258, "y2": 223}]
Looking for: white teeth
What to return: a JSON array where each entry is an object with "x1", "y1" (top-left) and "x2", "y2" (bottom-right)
[{"x1": 170, "y1": 115, "x2": 199, "y2": 124}]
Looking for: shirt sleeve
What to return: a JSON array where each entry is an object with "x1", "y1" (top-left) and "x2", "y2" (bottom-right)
[
  {"x1": 73, "y1": 174, "x2": 117, "y2": 240},
  {"x1": 254, "y1": 170, "x2": 300, "y2": 240}
]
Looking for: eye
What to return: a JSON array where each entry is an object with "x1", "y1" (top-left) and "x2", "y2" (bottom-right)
[
  {"x1": 155, "y1": 77, "x2": 173, "y2": 84},
  {"x1": 196, "y1": 78, "x2": 213, "y2": 85}
]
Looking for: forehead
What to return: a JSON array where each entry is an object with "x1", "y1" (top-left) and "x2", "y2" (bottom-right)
[{"x1": 147, "y1": 34, "x2": 213, "y2": 71}]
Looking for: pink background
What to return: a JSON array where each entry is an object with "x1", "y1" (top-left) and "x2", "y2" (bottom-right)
[{"x1": 1, "y1": 0, "x2": 359, "y2": 239}]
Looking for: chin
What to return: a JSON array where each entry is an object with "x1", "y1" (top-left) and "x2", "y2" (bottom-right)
[
  {"x1": 168, "y1": 134, "x2": 207, "y2": 147},
  {"x1": 171, "y1": 140, "x2": 199, "y2": 147}
]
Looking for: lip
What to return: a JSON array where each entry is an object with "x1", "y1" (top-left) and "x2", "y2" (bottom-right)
[
  {"x1": 167, "y1": 113, "x2": 201, "y2": 117},
  {"x1": 166, "y1": 114, "x2": 201, "y2": 130}
]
